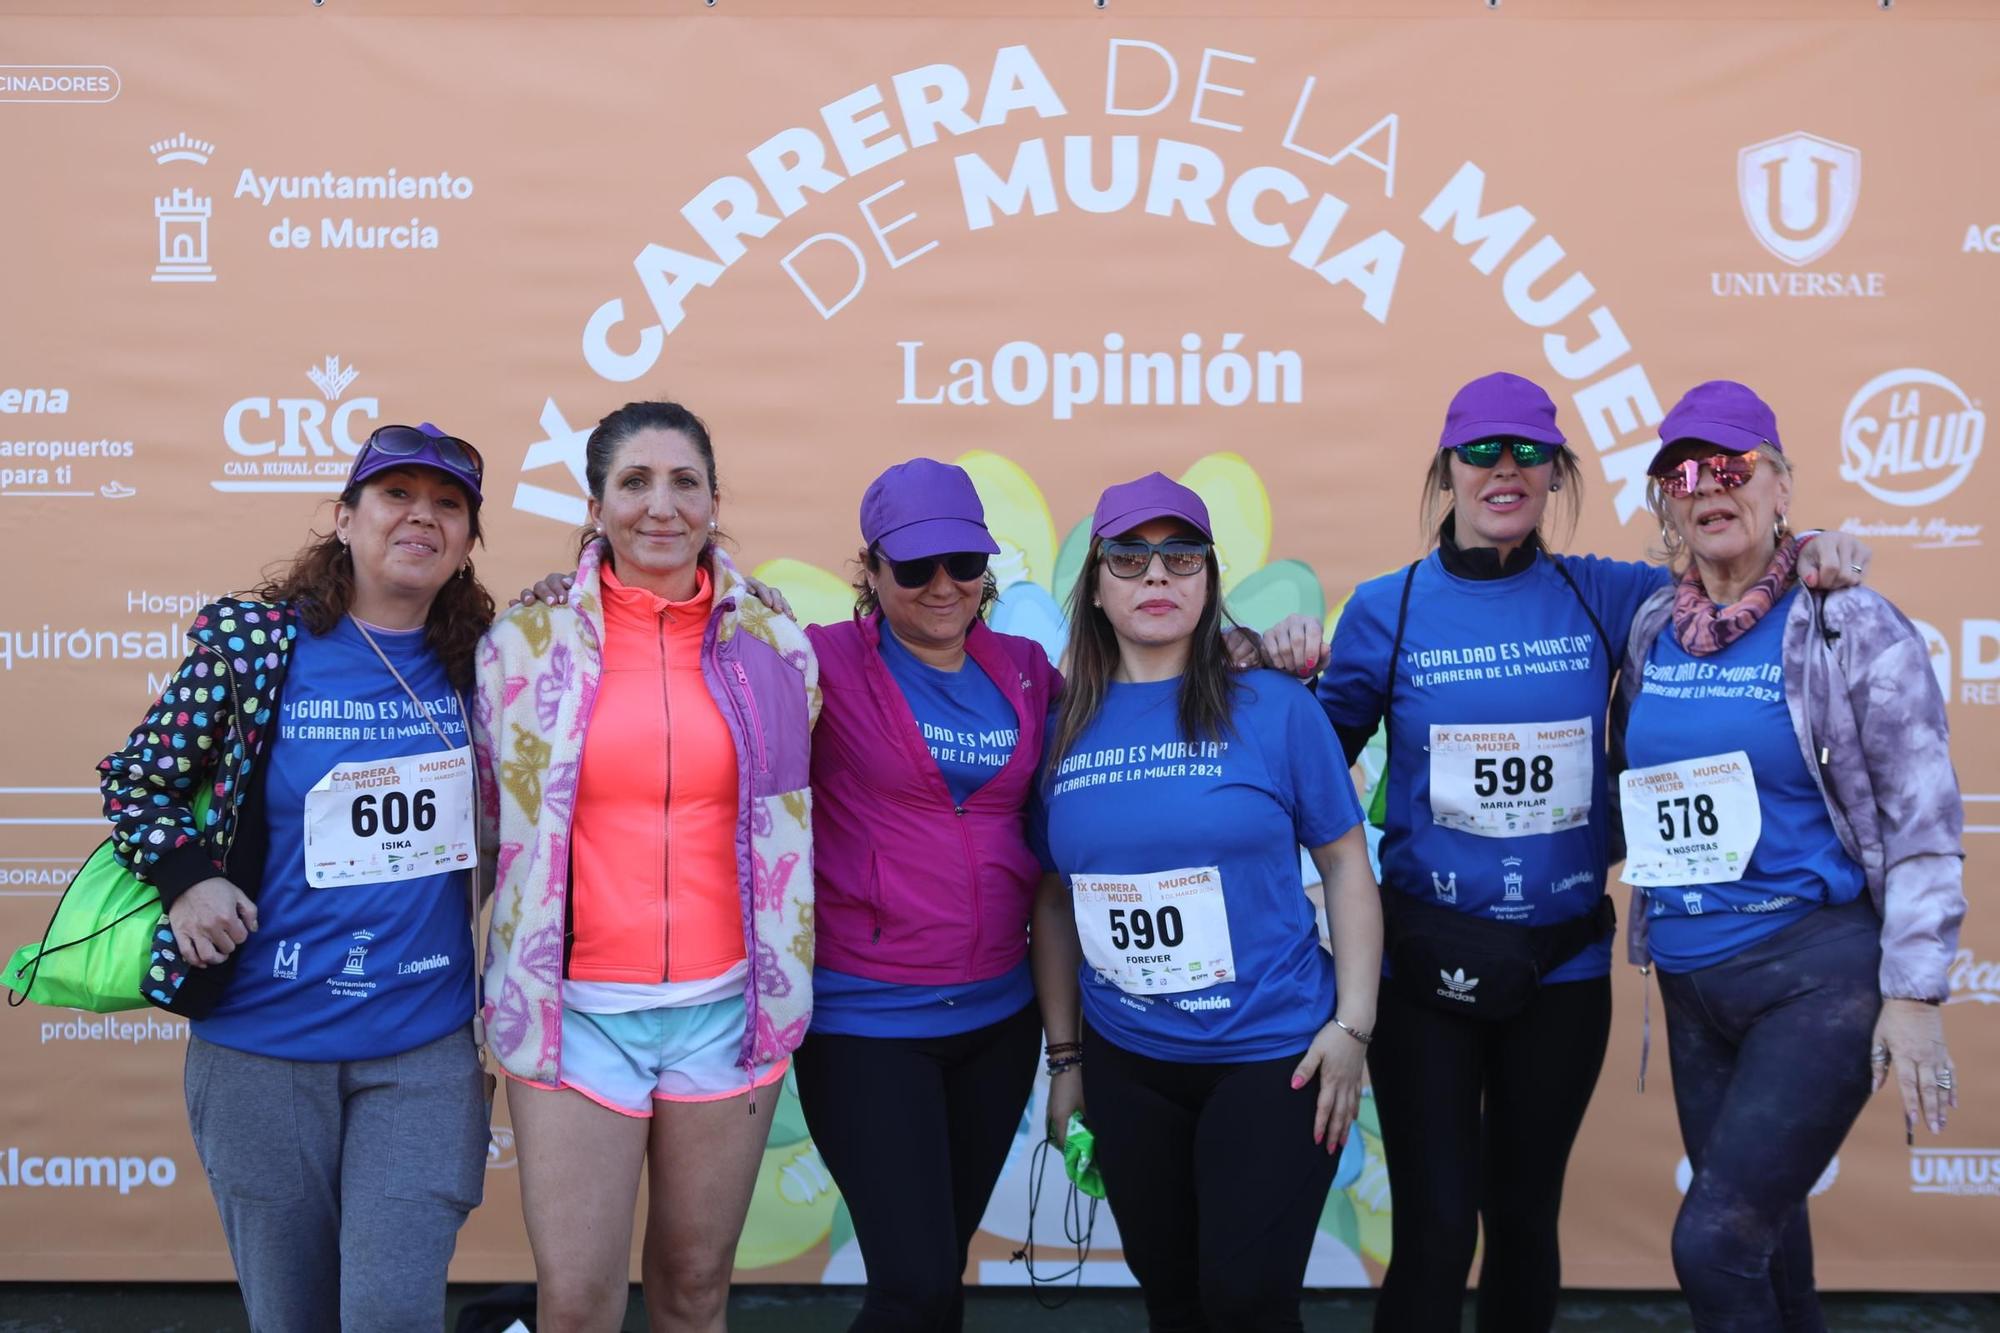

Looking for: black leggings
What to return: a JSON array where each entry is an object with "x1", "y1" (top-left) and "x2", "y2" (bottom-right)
[
  {"x1": 1657, "y1": 902, "x2": 1881, "y2": 1333},
  {"x1": 1081, "y1": 1019, "x2": 1339, "y2": 1333},
  {"x1": 791, "y1": 1002, "x2": 1041, "y2": 1333},
  {"x1": 1366, "y1": 973, "x2": 1612, "y2": 1333}
]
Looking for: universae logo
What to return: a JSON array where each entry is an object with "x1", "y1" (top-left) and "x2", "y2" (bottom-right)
[{"x1": 1738, "y1": 131, "x2": 1860, "y2": 268}]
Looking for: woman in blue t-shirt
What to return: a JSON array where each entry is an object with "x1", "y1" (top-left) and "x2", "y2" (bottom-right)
[
  {"x1": 1264, "y1": 372, "x2": 1871, "y2": 1333},
  {"x1": 1616, "y1": 381, "x2": 1963, "y2": 1331},
  {"x1": 97, "y1": 426, "x2": 497, "y2": 1329},
  {"x1": 1034, "y1": 472, "x2": 1382, "y2": 1331}
]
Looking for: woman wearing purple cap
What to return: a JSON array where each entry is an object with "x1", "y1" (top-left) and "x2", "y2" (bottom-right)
[
  {"x1": 790, "y1": 457, "x2": 1062, "y2": 1332},
  {"x1": 1263, "y1": 372, "x2": 1874, "y2": 1333},
  {"x1": 96, "y1": 423, "x2": 497, "y2": 1329},
  {"x1": 1614, "y1": 381, "x2": 1962, "y2": 1331},
  {"x1": 516, "y1": 455, "x2": 1060, "y2": 1329},
  {"x1": 1033, "y1": 472, "x2": 1382, "y2": 1331}
]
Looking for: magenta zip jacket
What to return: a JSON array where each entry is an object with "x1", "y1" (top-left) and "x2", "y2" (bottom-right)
[{"x1": 807, "y1": 613, "x2": 1061, "y2": 985}]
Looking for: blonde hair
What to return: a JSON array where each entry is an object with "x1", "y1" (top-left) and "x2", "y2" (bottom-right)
[
  {"x1": 1417, "y1": 446, "x2": 1584, "y2": 553},
  {"x1": 1645, "y1": 448, "x2": 1793, "y2": 571}
]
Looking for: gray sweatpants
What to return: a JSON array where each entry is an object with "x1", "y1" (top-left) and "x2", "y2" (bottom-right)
[{"x1": 184, "y1": 1024, "x2": 491, "y2": 1333}]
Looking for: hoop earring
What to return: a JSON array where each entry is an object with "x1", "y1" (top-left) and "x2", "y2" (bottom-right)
[{"x1": 1774, "y1": 512, "x2": 1791, "y2": 543}]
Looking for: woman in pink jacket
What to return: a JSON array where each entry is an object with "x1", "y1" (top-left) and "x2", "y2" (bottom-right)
[{"x1": 793, "y1": 458, "x2": 1063, "y2": 1332}]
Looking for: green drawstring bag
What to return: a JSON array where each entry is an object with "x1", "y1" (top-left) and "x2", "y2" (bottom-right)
[{"x1": 3, "y1": 790, "x2": 210, "y2": 1013}]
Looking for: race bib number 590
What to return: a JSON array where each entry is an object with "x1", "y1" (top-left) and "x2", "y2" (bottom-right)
[
  {"x1": 304, "y1": 746, "x2": 475, "y2": 888},
  {"x1": 1072, "y1": 866, "x2": 1235, "y2": 996}
]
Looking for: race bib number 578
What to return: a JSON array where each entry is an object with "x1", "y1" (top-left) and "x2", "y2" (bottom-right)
[{"x1": 1618, "y1": 750, "x2": 1762, "y2": 888}]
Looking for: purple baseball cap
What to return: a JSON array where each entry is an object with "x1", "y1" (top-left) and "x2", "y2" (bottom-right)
[
  {"x1": 1091, "y1": 472, "x2": 1213, "y2": 540},
  {"x1": 1656, "y1": 380, "x2": 1784, "y2": 458},
  {"x1": 348, "y1": 422, "x2": 484, "y2": 507},
  {"x1": 860, "y1": 458, "x2": 999, "y2": 560},
  {"x1": 1437, "y1": 372, "x2": 1567, "y2": 451}
]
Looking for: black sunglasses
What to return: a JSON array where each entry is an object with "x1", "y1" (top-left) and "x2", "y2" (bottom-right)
[
  {"x1": 1101, "y1": 538, "x2": 1210, "y2": 579},
  {"x1": 886, "y1": 551, "x2": 990, "y2": 589},
  {"x1": 360, "y1": 424, "x2": 484, "y2": 481}
]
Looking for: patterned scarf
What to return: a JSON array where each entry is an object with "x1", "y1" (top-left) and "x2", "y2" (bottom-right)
[{"x1": 1671, "y1": 536, "x2": 1802, "y2": 656}]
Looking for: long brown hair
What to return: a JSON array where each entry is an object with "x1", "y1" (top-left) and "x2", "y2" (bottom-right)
[
  {"x1": 1045, "y1": 532, "x2": 1239, "y2": 782},
  {"x1": 251, "y1": 478, "x2": 495, "y2": 691},
  {"x1": 1418, "y1": 445, "x2": 1585, "y2": 552}
]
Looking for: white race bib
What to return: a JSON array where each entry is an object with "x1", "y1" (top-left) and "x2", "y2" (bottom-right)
[
  {"x1": 1618, "y1": 750, "x2": 1762, "y2": 888},
  {"x1": 1073, "y1": 866, "x2": 1235, "y2": 996},
  {"x1": 1428, "y1": 718, "x2": 1594, "y2": 837},
  {"x1": 303, "y1": 746, "x2": 476, "y2": 888}
]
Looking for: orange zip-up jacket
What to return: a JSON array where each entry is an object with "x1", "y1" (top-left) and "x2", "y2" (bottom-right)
[{"x1": 567, "y1": 565, "x2": 744, "y2": 983}]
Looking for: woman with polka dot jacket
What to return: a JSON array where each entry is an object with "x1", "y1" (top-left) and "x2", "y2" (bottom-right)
[{"x1": 96, "y1": 425, "x2": 499, "y2": 1332}]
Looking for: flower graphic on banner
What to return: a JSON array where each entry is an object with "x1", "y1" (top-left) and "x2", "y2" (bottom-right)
[
  {"x1": 753, "y1": 450, "x2": 1328, "y2": 652},
  {"x1": 734, "y1": 1071, "x2": 844, "y2": 1269}
]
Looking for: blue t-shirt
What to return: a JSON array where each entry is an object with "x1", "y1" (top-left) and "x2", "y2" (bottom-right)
[
  {"x1": 1317, "y1": 551, "x2": 1665, "y2": 982},
  {"x1": 1038, "y1": 670, "x2": 1363, "y2": 1063},
  {"x1": 1623, "y1": 585, "x2": 1865, "y2": 972},
  {"x1": 877, "y1": 628, "x2": 1019, "y2": 804},
  {"x1": 808, "y1": 629, "x2": 1033, "y2": 1038},
  {"x1": 195, "y1": 618, "x2": 476, "y2": 1061}
]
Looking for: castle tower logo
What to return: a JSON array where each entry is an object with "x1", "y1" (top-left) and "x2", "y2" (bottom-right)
[{"x1": 149, "y1": 132, "x2": 217, "y2": 283}]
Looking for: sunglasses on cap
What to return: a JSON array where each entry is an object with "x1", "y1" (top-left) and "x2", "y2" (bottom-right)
[
  {"x1": 1651, "y1": 449, "x2": 1761, "y2": 499},
  {"x1": 1452, "y1": 438, "x2": 1558, "y2": 469},
  {"x1": 1101, "y1": 538, "x2": 1210, "y2": 580},
  {"x1": 359, "y1": 424, "x2": 484, "y2": 481},
  {"x1": 886, "y1": 551, "x2": 990, "y2": 589}
]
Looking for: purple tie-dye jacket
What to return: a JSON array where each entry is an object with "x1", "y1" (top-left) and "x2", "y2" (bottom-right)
[
  {"x1": 1616, "y1": 584, "x2": 1966, "y2": 1001},
  {"x1": 471, "y1": 541, "x2": 820, "y2": 1085}
]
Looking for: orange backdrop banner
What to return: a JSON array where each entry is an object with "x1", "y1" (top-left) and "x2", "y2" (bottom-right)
[{"x1": 1, "y1": 0, "x2": 1994, "y2": 1291}]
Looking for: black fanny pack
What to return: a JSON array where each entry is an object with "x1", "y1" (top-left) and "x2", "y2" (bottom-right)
[{"x1": 1381, "y1": 888, "x2": 1614, "y2": 1022}]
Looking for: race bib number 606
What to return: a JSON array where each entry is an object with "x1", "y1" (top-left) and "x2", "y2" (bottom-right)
[{"x1": 304, "y1": 746, "x2": 475, "y2": 888}]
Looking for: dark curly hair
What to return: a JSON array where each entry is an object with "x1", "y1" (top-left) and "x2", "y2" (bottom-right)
[{"x1": 251, "y1": 475, "x2": 494, "y2": 692}]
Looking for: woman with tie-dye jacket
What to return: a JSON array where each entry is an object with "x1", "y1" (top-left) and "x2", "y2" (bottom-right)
[{"x1": 474, "y1": 400, "x2": 818, "y2": 1333}]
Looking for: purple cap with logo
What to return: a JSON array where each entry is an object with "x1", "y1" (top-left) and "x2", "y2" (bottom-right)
[
  {"x1": 348, "y1": 422, "x2": 485, "y2": 507},
  {"x1": 1437, "y1": 372, "x2": 1567, "y2": 450},
  {"x1": 1657, "y1": 380, "x2": 1784, "y2": 458},
  {"x1": 1091, "y1": 472, "x2": 1213, "y2": 540},
  {"x1": 860, "y1": 458, "x2": 1000, "y2": 560}
]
